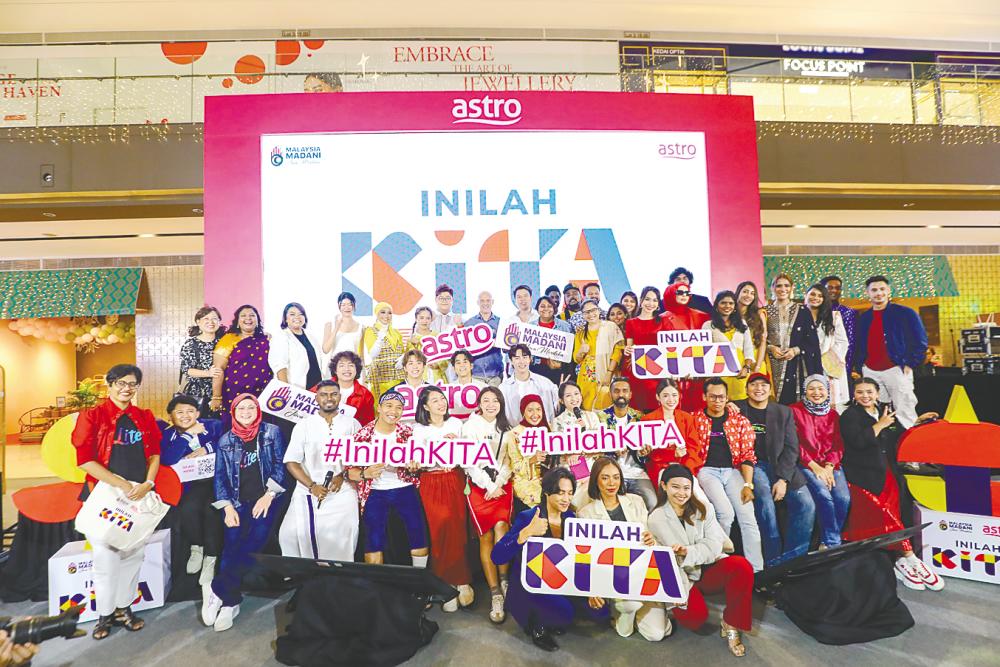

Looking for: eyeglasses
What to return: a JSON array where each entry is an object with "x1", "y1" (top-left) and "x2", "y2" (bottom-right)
[
  {"x1": 113, "y1": 380, "x2": 140, "y2": 390},
  {"x1": 675, "y1": 290, "x2": 690, "y2": 296},
  {"x1": 706, "y1": 394, "x2": 728, "y2": 401}
]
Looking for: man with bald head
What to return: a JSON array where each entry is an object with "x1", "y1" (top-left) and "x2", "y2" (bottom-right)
[{"x1": 464, "y1": 290, "x2": 504, "y2": 385}]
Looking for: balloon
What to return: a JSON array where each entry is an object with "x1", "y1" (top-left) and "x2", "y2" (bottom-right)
[
  {"x1": 81, "y1": 333, "x2": 93, "y2": 343},
  {"x1": 107, "y1": 334, "x2": 119, "y2": 344},
  {"x1": 64, "y1": 332, "x2": 76, "y2": 343},
  {"x1": 41, "y1": 413, "x2": 86, "y2": 483}
]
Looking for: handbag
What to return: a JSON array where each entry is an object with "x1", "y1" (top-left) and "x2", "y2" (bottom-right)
[{"x1": 75, "y1": 481, "x2": 169, "y2": 550}]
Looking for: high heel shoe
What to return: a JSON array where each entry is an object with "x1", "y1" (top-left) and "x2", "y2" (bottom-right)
[{"x1": 721, "y1": 621, "x2": 746, "y2": 657}]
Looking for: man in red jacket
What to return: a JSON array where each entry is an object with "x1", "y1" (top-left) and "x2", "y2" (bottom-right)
[{"x1": 72, "y1": 364, "x2": 161, "y2": 640}]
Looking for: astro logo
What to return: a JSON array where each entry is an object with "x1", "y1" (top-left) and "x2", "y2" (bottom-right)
[
  {"x1": 452, "y1": 96, "x2": 522, "y2": 126},
  {"x1": 658, "y1": 143, "x2": 698, "y2": 160},
  {"x1": 271, "y1": 146, "x2": 283, "y2": 166},
  {"x1": 267, "y1": 384, "x2": 291, "y2": 411}
]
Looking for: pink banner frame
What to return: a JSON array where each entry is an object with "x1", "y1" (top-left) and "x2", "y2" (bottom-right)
[{"x1": 204, "y1": 91, "x2": 762, "y2": 317}]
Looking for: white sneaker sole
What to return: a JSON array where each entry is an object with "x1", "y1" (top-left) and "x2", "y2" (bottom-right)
[
  {"x1": 894, "y1": 566, "x2": 926, "y2": 591},
  {"x1": 214, "y1": 606, "x2": 240, "y2": 632}
]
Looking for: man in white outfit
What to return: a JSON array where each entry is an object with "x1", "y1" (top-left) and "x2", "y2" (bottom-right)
[
  {"x1": 279, "y1": 381, "x2": 361, "y2": 561},
  {"x1": 499, "y1": 344, "x2": 558, "y2": 425}
]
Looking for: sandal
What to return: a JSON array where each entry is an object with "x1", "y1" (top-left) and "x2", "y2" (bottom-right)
[
  {"x1": 114, "y1": 607, "x2": 145, "y2": 632},
  {"x1": 92, "y1": 614, "x2": 114, "y2": 640},
  {"x1": 721, "y1": 621, "x2": 746, "y2": 657}
]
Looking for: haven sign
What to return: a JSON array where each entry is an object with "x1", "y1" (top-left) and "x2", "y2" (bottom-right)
[
  {"x1": 522, "y1": 518, "x2": 687, "y2": 603},
  {"x1": 632, "y1": 329, "x2": 741, "y2": 379}
]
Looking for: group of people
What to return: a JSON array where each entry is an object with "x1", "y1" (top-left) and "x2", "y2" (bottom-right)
[{"x1": 68, "y1": 267, "x2": 943, "y2": 657}]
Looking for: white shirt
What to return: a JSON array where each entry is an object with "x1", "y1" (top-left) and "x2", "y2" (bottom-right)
[
  {"x1": 500, "y1": 372, "x2": 558, "y2": 426},
  {"x1": 462, "y1": 413, "x2": 510, "y2": 492},
  {"x1": 431, "y1": 310, "x2": 462, "y2": 334},
  {"x1": 269, "y1": 327, "x2": 322, "y2": 388},
  {"x1": 283, "y1": 412, "x2": 361, "y2": 496},
  {"x1": 413, "y1": 418, "x2": 464, "y2": 470}
]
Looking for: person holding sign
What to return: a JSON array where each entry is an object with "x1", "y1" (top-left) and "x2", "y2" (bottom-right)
[
  {"x1": 448, "y1": 350, "x2": 486, "y2": 419},
  {"x1": 529, "y1": 296, "x2": 575, "y2": 387},
  {"x1": 395, "y1": 349, "x2": 436, "y2": 422},
  {"x1": 462, "y1": 387, "x2": 514, "y2": 623},
  {"x1": 329, "y1": 350, "x2": 375, "y2": 425},
  {"x1": 642, "y1": 379, "x2": 705, "y2": 490},
  {"x1": 703, "y1": 291, "x2": 756, "y2": 401},
  {"x1": 504, "y1": 394, "x2": 552, "y2": 512},
  {"x1": 413, "y1": 387, "x2": 474, "y2": 612},
  {"x1": 573, "y1": 299, "x2": 624, "y2": 411},
  {"x1": 577, "y1": 458, "x2": 668, "y2": 642},
  {"x1": 623, "y1": 286, "x2": 665, "y2": 413},
  {"x1": 551, "y1": 381, "x2": 603, "y2": 508},
  {"x1": 279, "y1": 381, "x2": 362, "y2": 562},
  {"x1": 692, "y1": 379, "x2": 763, "y2": 572},
  {"x1": 405, "y1": 306, "x2": 449, "y2": 383},
  {"x1": 361, "y1": 302, "x2": 406, "y2": 402},
  {"x1": 73, "y1": 364, "x2": 161, "y2": 640},
  {"x1": 464, "y1": 291, "x2": 504, "y2": 385},
  {"x1": 659, "y1": 284, "x2": 710, "y2": 413},
  {"x1": 352, "y1": 391, "x2": 429, "y2": 569},
  {"x1": 159, "y1": 394, "x2": 224, "y2": 584},
  {"x1": 601, "y1": 378, "x2": 657, "y2": 510},
  {"x1": 491, "y1": 468, "x2": 608, "y2": 652},
  {"x1": 648, "y1": 464, "x2": 753, "y2": 657},
  {"x1": 203, "y1": 394, "x2": 286, "y2": 632}
]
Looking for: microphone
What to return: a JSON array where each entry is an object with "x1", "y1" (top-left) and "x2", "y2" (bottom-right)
[
  {"x1": 316, "y1": 471, "x2": 335, "y2": 508},
  {"x1": 573, "y1": 407, "x2": 583, "y2": 420}
]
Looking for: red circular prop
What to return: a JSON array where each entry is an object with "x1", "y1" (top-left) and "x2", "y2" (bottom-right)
[
  {"x1": 275, "y1": 40, "x2": 301, "y2": 66},
  {"x1": 234, "y1": 55, "x2": 266, "y2": 85},
  {"x1": 161, "y1": 42, "x2": 208, "y2": 65},
  {"x1": 154, "y1": 466, "x2": 183, "y2": 506},
  {"x1": 13, "y1": 482, "x2": 83, "y2": 524}
]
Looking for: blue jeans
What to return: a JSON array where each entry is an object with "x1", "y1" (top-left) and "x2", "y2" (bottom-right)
[
  {"x1": 800, "y1": 467, "x2": 850, "y2": 547},
  {"x1": 696, "y1": 467, "x2": 763, "y2": 571},
  {"x1": 752, "y1": 463, "x2": 816, "y2": 567},
  {"x1": 212, "y1": 502, "x2": 279, "y2": 607}
]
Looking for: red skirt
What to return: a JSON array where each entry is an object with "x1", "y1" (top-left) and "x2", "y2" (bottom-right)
[
  {"x1": 419, "y1": 469, "x2": 472, "y2": 585},
  {"x1": 844, "y1": 470, "x2": 912, "y2": 552},
  {"x1": 466, "y1": 480, "x2": 513, "y2": 536}
]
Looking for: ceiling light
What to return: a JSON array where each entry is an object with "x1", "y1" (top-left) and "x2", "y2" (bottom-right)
[
  {"x1": 793, "y1": 224, "x2": 810, "y2": 229},
  {"x1": 780, "y1": 202, "x2": 792, "y2": 207},
  {"x1": 42, "y1": 232, "x2": 58, "y2": 237},
  {"x1": 926, "y1": 225, "x2": 941, "y2": 229},
  {"x1": 41, "y1": 212, "x2": 56, "y2": 218},
  {"x1": 192, "y1": 208, "x2": 203, "y2": 214},
  {"x1": 902, "y1": 202, "x2": 916, "y2": 208},
  {"x1": 137, "y1": 233, "x2": 156, "y2": 238}
]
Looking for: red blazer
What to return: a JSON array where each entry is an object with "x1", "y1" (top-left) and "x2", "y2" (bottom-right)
[
  {"x1": 642, "y1": 408, "x2": 705, "y2": 483},
  {"x1": 344, "y1": 381, "x2": 375, "y2": 426},
  {"x1": 71, "y1": 399, "x2": 162, "y2": 483},
  {"x1": 692, "y1": 409, "x2": 757, "y2": 469}
]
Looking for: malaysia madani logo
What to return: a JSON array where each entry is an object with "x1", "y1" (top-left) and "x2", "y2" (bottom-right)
[
  {"x1": 270, "y1": 146, "x2": 283, "y2": 166},
  {"x1": 266, "y1": 385, "x2": 291, "y2": 411},
  {"x1": 67, "y1": 562, "x2": 77, "y2": 574},
  {"x1": 503, "y1": 322, "x2": 521, "y2": 347}
]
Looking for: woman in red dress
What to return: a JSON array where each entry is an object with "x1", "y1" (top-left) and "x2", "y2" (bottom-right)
[
  {"x1": 623, "y1": 286, "x2": 665, "y2": 413},
  {"x1": 659, "y1": 283, "x2": 711, "y2": 413}
]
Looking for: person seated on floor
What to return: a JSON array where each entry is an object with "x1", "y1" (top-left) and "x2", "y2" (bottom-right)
[
  {"x1": 840, "y1": 377, "x2": 944, "y2": 592},
  {"x1": 577, "y1": 457, "x2": 668, "y2": 642},
  {"x1": 159, "y1": 394, "x2": 225, "y2": 588},
  {"x1": 647, "y1": 464, "x2": 754, "y2": 658},
  {"x1": 491, "y1": 467, "x2": 609, "y2": 652}
]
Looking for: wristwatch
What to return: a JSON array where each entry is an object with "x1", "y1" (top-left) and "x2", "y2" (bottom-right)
[
  {"x1": 145, "y1": 480, "x2": 156, "y2": 489},
  {"x1": 743, "y1": 482, "x2": 754, "y2": 490}
]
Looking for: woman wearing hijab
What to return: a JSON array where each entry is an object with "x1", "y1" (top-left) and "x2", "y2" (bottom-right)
[
  {"x1": 840, "y1": 377, "x2": 944, "y2": 591},
  {"x1": 623, "y1": 286, "x2": 665, "y2": 413},
  {"x1": 790, "y1": 375, "x2": 850, "y2": 549},
  {"x1": 573, "y1": 298, "x2": 624, "y2": 410},
  {"x1": 361, "y1": 301, "x2": 406, "y2": 401},
  {"x1": 647, "y1": 464, "x2": 753, "y2": 658},
  {"x1": 202, "y1": 394, "x2": 287, "y2": 632},
  {"x1": 766, "y1": 275, "x2": 823, "y2": 405},
  {"x1": 660, "y1": 283, "x2": 711, "y2": 413},
  {"x1": 505, "y1": 394, "x2": 552, "y2": 513},
  {"x1": 209, "y1": 305, "x2": 274, "y2": 414}
]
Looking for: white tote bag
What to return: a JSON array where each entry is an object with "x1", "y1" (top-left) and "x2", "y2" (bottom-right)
[{"x1": 75, "y1": 481, "x2": 169, "y2": 550}]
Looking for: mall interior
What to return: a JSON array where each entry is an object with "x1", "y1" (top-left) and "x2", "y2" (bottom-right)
[{"x1": 0, "y1": 1, "x2": 998, "y2": 666}]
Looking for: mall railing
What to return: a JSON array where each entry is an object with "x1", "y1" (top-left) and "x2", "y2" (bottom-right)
[{"x1": 0, "y1": 55, "x2": 997, "y2": 128}]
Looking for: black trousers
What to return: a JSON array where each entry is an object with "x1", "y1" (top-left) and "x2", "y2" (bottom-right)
[{"x1": 178, "y1": 478, "x2": 224, "y2": 557}]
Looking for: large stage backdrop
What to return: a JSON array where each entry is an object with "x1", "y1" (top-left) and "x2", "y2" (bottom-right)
[{"x1": 204, "y1": 92, "x2": 761, "y2": 320}]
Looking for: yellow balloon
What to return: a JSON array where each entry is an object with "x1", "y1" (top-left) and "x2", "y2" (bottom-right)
[{"x1": 41, "y1": 413, "x2": 86, "y2": 483}]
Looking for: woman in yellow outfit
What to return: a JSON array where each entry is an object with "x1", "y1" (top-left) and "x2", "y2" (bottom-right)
[
  {"x1": 702, "y1": 291, "x2": 756, "y2": 400},
  {"x1": 572, "y1": 299, "x2": 624, "y2": 410},
  {"x1": 360, "y1": 301, "x2": 406, "y2": 402}
]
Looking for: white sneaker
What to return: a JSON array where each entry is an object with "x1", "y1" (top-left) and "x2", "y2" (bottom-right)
[
  {"x1": 214, "y1": 604, "x2": 240, "y2": 632},
  {"x1": 489, "y1": 594, "x2": 506, "y2": 623},
  {"x1": 663, "y1": 615, "x2": 674, "y2": 638},
  {"x1": 457, "y1": 584, "x2": 475, "y2": 608},
  {"x1": 907, "y1": 555, "x2": 945, "y2": 591},
  {"x1": 187, "y1": 545, "x2": 204, "y2": 574},
  {"x1": 894, "y1": 558, "x2": 926, "y2": 591},
  {"x1": 199, "y1": 556, "x2": 217, "y2": 587},
  {"x1": 442, "y1": 597, "x2": 459, "y2": 613},
  {"x1": 201, "y1": 589, "x2": 223, "y2": 626}
]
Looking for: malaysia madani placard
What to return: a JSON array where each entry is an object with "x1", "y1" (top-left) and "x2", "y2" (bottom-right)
[
  {"x1": 521, "y1": 518, "x2": 687, "y2": 604},
  {"x1": 631, "y1": 329, "x2": 741, "y2": 379}
]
